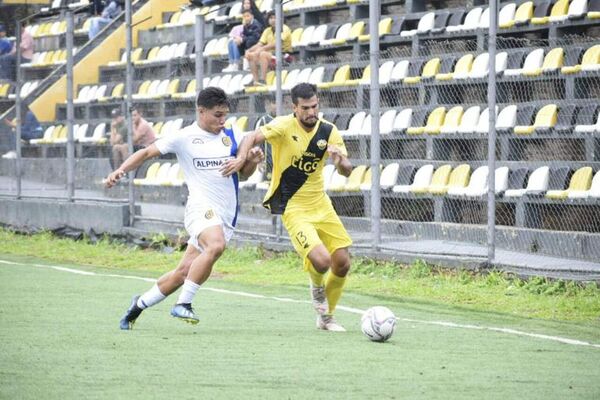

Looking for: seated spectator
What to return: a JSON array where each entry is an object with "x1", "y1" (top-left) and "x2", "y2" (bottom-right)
[
  {"x1": 1, "y1": 107, "x2": 43, "y2": 159},
  {"x1": 91, "y1": 0, "x2": 106, "y2": 16},
  {"x1": 245, "y1": 11, "x2": 292, "y2": 86},
  {"x1": 242, "y1": 0, "x2": 265, "y2": 28},
  {"x1": 109, "y1": 107, "x2": 127, "y2": 168},
  {"x1": 0, "y1": 22, "x2": 33, "y2": 82},
  {"x1": 0, "y1": 24, "x2": 12, "y2": 56},
  {"x1": 223, "y1": 9, "x2": 262, "y2": 72},
  {"x1": 88, "y1": 0, "x2": 123, "y2": 40},
  {"x1": 111, "y1": 107, "x2": 156, "y2": 168}
]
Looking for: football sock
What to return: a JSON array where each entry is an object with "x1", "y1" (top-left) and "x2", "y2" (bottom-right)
[
  {"x1": 325, "y1": 271, "x2": 346, "y2": 315},
  {"x1": 137, "y1": 284, "x2": 166, "y2": 309},
  {"x1": 176, "y1": 279, "x2": 201, "y2": 305},
  {"x1": 305, "y1": 258, "x2": 325, "y2": 287}
]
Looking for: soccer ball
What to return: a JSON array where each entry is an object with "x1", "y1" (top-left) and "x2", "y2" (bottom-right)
[{"x1": 361, "y1": 306, "x2": 397, "y2": 342}]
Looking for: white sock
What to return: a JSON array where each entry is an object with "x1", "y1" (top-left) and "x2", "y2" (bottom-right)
[
  {"x1": 176, "y1": 279, "x2": 201, "y2": 305},
  {"x1": 137, "y1": 284, "x2": 166, "y2": 309}
]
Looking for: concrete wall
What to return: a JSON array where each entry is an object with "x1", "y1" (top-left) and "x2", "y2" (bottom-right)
[{"x1": 0, "y1": 198, "x2": 132, "y2": 234}]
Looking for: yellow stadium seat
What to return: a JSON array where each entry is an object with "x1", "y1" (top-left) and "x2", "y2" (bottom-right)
[
  {"x1": 404, "y1": 58, "x2": 440, "y2": 84},
  {"x1": 134, "y1": 162, "x2": 161, "y2": 185},
  {"x1": 500, "y1": 1, "x2": 534, "y2": 28},
  {"x1": 514, "y1": 104, "x2": 558, "y2": 135},
  {"x1": 318, "y1": 65, "x2": 351, "y2": 89},
  {"x1": 291, "y1": 27, "x2": 304, "y2": 48},
  {"x1": 408, "y1": 107, "x2": 446, "y2": 135},
  {"x1": 339, "y1": 165, "x2": 367, "y2": 192},
  {"x1": 430, "y1": 164, "x2": 471, "y2": 195},
  {"x1": 532, "y1": 0, "x2": 568, "y2": 24},
  {"x1": 561, "y1": 45, "x2": 600, "y2": 74},
  {"x1": 546, "y1": 167, "x2": 593, "y2": 199},
  {"x1": 412, "y1": 164, "x2": 451, "y2": 194},
  {"x1": 358, "y1": 17, "x2": 392, "y2": 42},
  {"x1": 436, "y1": 54, "x2": 473, "y2": 80},
  {"x1": 523, "y1": 48, "x2": 564, "y2": 76}
]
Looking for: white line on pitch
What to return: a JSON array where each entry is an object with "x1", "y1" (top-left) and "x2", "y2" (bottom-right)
[{"x1": 1, "y1": 258, "x2": 599, "y2": 349}]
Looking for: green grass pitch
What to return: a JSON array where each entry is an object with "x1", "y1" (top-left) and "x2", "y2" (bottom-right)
[{"x1": 1, "y1": 256, "x2": 599, "y2": 399}]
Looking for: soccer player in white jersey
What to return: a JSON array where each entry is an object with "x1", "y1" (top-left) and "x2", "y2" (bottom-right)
[{"x1": 104, "y1": 87, "x2": 263, "y2": 329}]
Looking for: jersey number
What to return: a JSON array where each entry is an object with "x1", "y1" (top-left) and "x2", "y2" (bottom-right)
[{"x1": 295, "y1": 231, "x2": 310, "y2": 250}]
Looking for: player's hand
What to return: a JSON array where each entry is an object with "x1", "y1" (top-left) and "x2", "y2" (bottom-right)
[
  {"x1": 104, "y1": 169, "x2": 125, "y2": 188},
  {"x1": 220, "y1": 156, "x2": 246, "y2": 177},
  {"x1": 327, "y1": 144, "x2": 344, "y2": 166},
  {"x1": 247, "y1": 147, "x2": 265, "y2": 164}
]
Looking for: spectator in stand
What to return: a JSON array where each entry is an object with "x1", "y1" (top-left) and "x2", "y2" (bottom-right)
[
  {"x1": 109, "y1": 107, "x2": 128, "y2": 168},
  {"x1": 1, "y1": 107, "x2": 43, "y2": 159},
  {"x1": 245, "y1": 11, "x2": 292, "y2": 86},
  {"x1": 0, "y1": 24, "x2": 13, "y2": 56},
  {"x1": 223, "y1": 9, "x2": 262, "y2": 72},
  {"x1": 0, "y1": 22, "x2": 33, "y2": 81},
  {"x1": 88, "y1": 0, "x2": 123, "y2": 40},
  {"x1": 111, "y1": 107, "x2": 157, "y2": 168},
  {"x1": 91, "y1": 0, "x2": 106, "y2": 16},
  {"x1": 242, "y1": 0, "x2": 265, "y2": 28}
]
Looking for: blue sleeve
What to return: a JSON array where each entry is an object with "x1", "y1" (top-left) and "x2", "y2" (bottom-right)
[{"x1": 21, "y1": 113, "x2": 43, "y2": 140}]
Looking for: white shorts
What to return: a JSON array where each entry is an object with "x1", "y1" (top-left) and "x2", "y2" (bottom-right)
[{"x1": 184, "y1": 203, "x2": 235, "y2": 251}]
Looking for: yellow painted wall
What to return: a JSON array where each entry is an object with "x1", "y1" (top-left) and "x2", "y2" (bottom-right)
[{"x1": 29, "y1": 0, "x2": 188, "y2": 121}]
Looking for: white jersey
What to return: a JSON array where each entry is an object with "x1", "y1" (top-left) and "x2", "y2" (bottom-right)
[{"x1": 154, "y1": 122, "x2": 245, "y2": 230}]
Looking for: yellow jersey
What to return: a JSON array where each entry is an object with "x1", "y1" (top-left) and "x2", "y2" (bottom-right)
[
  {"x1": 259, "y1": 24, "x2": 293, "y2": 53},
  {"x1": 260, "y1": 114, "x2": 347, "y2": 214}
]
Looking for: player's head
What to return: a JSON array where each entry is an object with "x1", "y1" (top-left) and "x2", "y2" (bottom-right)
[
  {"x1": 291, "y1": 83, "x2": 319, "y2": 129},
  {"x1": 196, "y1": 86, "x2": 230, "y2": 134}
]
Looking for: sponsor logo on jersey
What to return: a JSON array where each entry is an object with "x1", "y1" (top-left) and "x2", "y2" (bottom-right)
[
  {"x1": 317, "y1": 139, "x2": 327, "y2": 150},
  {"x1": 291, "y1": 156, "x2": 321, "y2": 173},
  {"x1": 193, "y1": 156, "x2": 234, "y2": 170},
  {"x1": 222, "y1": 136, "x2": 232, "y2": 147},
  {"x1": 205, "y1": 209, "x2": 215, "y2": 219},
  {"x1": 192, "y1": 138, "x2": 204, "y2": 144}
]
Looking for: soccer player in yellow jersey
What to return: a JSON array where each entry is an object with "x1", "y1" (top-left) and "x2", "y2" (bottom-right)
[{"x1": 236, "y1": 83, "x2": 353, "y2": 331}]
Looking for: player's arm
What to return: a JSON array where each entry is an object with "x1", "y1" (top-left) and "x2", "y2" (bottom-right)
[
  {"x1": 220, "y1": 129, "x2": 267, "y2": 177},
  {"x1": 104, "y1": 144, "x2": 161, "y2": 188},
  {"x1": 328, "y1": 144, "x2": 352, "y2": 177},
  {"x1": 239, "y1": 146, "x2": 265, "y2": 180}
]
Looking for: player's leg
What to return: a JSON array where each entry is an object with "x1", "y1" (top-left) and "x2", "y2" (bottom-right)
[
  {"x1": 171, "y1": 225, "x2": 227, "y2": 324},
  {"x1": 119, "y1": 245, "x2": 200, "y2": 330},
  {"x1": 258, "y1": 51, "x2": 272, "y2": 83}
]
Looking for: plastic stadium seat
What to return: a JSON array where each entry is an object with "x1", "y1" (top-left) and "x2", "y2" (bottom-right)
[
  {"x1": 557, "y1": 0, "x2": 588, "y2": 21},
  {"x1": 403, "y1": 58, "x2": 440, "y2": 84},
  {"x1": 439, "y1": 11, "x2": 464, "y2": 33},
  {"x1": 321, "y1": 23, "x2": 350, "y2": 46},
  {"x1": 446, "y1": 7, "x2": 483, "y2": 32},
  {"x1": 134, "y1": 162, "x2": 161, "y2": 185},
  {"x1": 400, "y1": 12, "x2": 435, "y2": 37},
  {"x1": 497, "y1": 3, "x2": 517, "y2": 28},
  {"x1": 380, "y1": 110, "x2": 397, "y2": 135},
  {"x1": 501, "y1": 1, "x2": 534, "y2": 28},
  {"x1": 476, "y1": 107, "x2": 498, "y2": 134},
  {"x1": 392, "y1": 164, "x2": 434, "y2": 193},
  {"x1": 309, "y1": 67, "x2": 325, "y2": 85},
  {"x1": 546, "y1": 167, "x2": 593, "y2": 199},
  {"x1": 496, "y1": 105, "x2": 518, "y2": 133},
  {"x1": 360, "y1": 114, "x2": 372, "y2": 136},
  {"x1": 437, "y1": 54, "x2": 473, "y2": 80},
  {"x1": 390, "y1": 60, "x2": 410, "y2": 81},
  {"x1": 431, "y1": 164, "x2": 471, "y2": 195},
  {"x1": 297, "y1": 25, "x2": 316, "y2": 48},
  {"x1": 328, "y1": 169, "x2": 349, "y2": 191},
  {"x1": 414, "y1": 164, "x2": 450, "y2": 195},
  {"x1": 407, "y1": 107, "x2": 446, "y2": 135},
  {"x1": 478, "y1": 7, "x2": 491, "y2": 29},
  {"x1": 561, "y1": 45, "x2": 600, "y2": 73},
  {"x1": 574, "y1": 106, "x2": 600, "y2": 133},
  {"x1": 359, "y1": 166, "x2": 380, "y2": 191},
  {"x1": 340, "y1": 112, "x2": 366, "y2": 136},
  {"x1": 378, "y1": 61, "x2": 395, "y2": 85},
  {"x1": 440, "y1": 106, "x2": 463, "y2": 134},
  {"x1": 524, "y1": 48, "x2": 564, "y2": 76},
  {"x1": 504, "y1": 48, "x2": 545, "y2": 76},
  {"x1": 318, "y1": 65, "x2": 350, "y2": 88},
  {"x1": 575, "y1": 170, "x2": 600, "y2": 198},
  {"x1": 450, "y1": 165, "x2": 488, "y2": 196},
  {"x1": 503, "y1": 167, "x2": 529, "y2": 195},
  {"x1": 393, "y1": 108, "x2": 413, "y2": 133},
  {"x1": 532, "y1": 0, "x2": 569, "y2": 24},
  {"x1": 30, "y1": 126, "x2": 55, "y2": 145},
  {"x1": 514, "y1": 104, "x2": 558, "y2": 135},
  {"x1": 504, "y1": 166, "x2": 550, "y2": 197},
  {"x1": 588, "y1": 0, "x2": 600, "y2": 18},
  {"x1": 457, "y1": 106, "x2": 481, "y2": 134},
  {"x1": 462, "y1": 166, "x2": 509, "y2": 197},
  {"x1": 358, "y1": 17, "x2": 392, "y2": 42},
  {"x1": 494, "y1": 167, "x2": 510, "y2": 195},
  {"x1": 379, "y1": 163, "x2": 401, "y2": 190}
]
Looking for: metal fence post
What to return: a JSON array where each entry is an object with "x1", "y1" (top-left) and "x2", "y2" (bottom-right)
[
  {"x1": 15, "y1": 22, "x2": 22, "y2": 199},
  {"x1": 487, "y1": 0, "x2": 499, "y2": 264},
  {"x1": 369, "y1": 0, "x2": 381, "y2": 249},
  {"x1": 125, "y1": 0, "x2": 135, "y2": 226},
  {"x1": 195, "y1": 13, "x2": 205, "y2": 94},
  {"x1": 66, "y1": 11, "x2": 75, "y2": 201}
]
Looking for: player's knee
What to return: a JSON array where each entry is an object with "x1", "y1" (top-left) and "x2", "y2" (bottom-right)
[
  {"x1": 205, "y1": 240, "x2": 226, "y2": 259},
  {"x1": 311, "y1": 253, "x2": 332, "y2": 272},
  {"x1": 334, "y1": 258, "x2": 350, "y2": 277}
]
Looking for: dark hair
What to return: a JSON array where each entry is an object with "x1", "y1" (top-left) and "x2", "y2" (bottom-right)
[
  {"x1": 266, "y1": 10, "x2": 275, "y2": 20},
  {"x1": 290, "y1": 83, "x2": 318, "y2": 105},
  {"x1": 242, "y1": 8, "x2": 252, "y2": 15},
  {"x1": 196, "y1": 86, "x2": 230, "y2": 109}
]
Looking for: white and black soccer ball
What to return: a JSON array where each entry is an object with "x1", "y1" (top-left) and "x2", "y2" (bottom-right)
[{"x1": 361, "y1": 306, "x2": 397, "y2": 342}]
